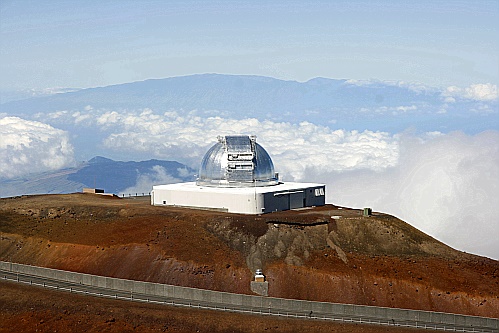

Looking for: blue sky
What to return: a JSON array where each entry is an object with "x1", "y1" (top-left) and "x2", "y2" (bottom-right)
[{"x1": 1, "y1": 0, "x2": 498, "y2": 90}]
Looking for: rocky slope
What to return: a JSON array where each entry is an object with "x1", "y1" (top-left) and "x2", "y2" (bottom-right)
[{"x1": 0, "y1": 193, "x2": 497, "y2": 318}]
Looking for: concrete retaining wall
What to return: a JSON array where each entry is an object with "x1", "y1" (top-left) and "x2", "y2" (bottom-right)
[{"x1": 1, "y1": 261, "x2": 497, "y2": 331}]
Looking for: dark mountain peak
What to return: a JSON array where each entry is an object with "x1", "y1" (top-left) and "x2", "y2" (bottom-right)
[{"x1": 66, "y1": 157, "x2": 195, "y2": 194}]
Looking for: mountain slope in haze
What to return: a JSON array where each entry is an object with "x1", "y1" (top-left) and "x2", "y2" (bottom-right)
[
  {"x1": 2, "y1": 74, "x2": 495, "y2": 133},
  {"x1": 0, "y1": 74, "x2": 427, "y2": 115},
  {"x1": 66, "y1": 156, "x2": 194, "y2": 194},
  {"x1": 0, "y1": 157, "x2": 194, "y2": 198}
]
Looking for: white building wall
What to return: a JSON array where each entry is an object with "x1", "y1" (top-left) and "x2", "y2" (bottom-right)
[{"x1": 152, "y1": 184, "x2": 265, "y2": 214}]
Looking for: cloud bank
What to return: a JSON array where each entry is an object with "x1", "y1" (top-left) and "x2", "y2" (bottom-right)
[
  {"x1": 0, "y1": 116, "x2": 75, "y2": 179},
  {"x1": 81, "y1": 109, "x2": 400, "y2": 180},
  {"x1": 324, "y1": 131, "x2": 499, "y2": 260},
  {"x1": 443, "y1": 83, "x2": 498, "y2": 102}
]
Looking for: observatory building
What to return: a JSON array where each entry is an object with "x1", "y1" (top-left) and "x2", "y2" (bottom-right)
[{"x1": 151, "y1": 135, "x2": 325, "y2": 214}]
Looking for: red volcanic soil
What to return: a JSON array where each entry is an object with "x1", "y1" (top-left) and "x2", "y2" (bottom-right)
[{"x1": 0, "y1": 193, "x2": 498, "y2": 332}]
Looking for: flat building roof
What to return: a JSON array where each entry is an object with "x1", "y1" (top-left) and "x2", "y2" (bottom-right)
[{"x1": 152, "y1": 182, "x2": 325, "y2": 194}]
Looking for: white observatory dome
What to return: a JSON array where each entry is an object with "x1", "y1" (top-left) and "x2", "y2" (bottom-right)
[{"x1": 196, "y1": 135, "x2": 278, "y2": 187}]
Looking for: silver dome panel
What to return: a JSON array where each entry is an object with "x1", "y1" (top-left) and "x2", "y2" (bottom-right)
[{"x1": 196, "y1": 135, "x2": 278, "y2": 187}]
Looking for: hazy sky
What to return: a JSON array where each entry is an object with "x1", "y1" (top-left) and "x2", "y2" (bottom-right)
[{"x1": 1, "y1": 0, "x2": 498, "y2": 90}]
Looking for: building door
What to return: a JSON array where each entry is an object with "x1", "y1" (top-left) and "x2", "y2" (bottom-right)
[{"x1": 289, "y1": 192, "x2": 303, "y2": 209}]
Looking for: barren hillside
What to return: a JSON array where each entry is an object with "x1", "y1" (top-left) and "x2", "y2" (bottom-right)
[{"x1": 1, "y1": 194, "x2": 497, "y2": 320}]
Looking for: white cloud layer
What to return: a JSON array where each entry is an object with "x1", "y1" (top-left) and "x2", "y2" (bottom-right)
[
  {"x1": 443, "y1": 83, "x2": 498, "y2": 102},
  {"x1": 0, "y1": 116, "x2": 75, "y2": 179},
  {"x1": 93, "y1": 110, "x2": 400, "y2": 180},
  {"x1": 345, "y1": 80, "x2": 498, "y2": 102},
  {"x1": 324, "y1": 131, "x2": 499, "y2": 260},
  {"x1": 359, "y1": 105, "x2": 418, "y2": 115}
]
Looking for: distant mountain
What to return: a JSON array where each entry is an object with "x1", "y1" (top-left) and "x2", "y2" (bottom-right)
[
  {"x1": 3, "y1": 73, "x2": 492, "y2": 133},
  {"x1": 0, "y1": 157, "x2": 195, "y2": 198}
]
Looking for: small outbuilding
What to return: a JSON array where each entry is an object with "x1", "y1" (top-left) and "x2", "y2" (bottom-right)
[{"x1": 82, "y1": 188, "x2": 105, "y2": 194}]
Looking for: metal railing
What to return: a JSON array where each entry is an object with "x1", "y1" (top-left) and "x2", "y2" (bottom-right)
[{"x1": 120, "y1": 192, "x2": 151, "y2": 198}]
